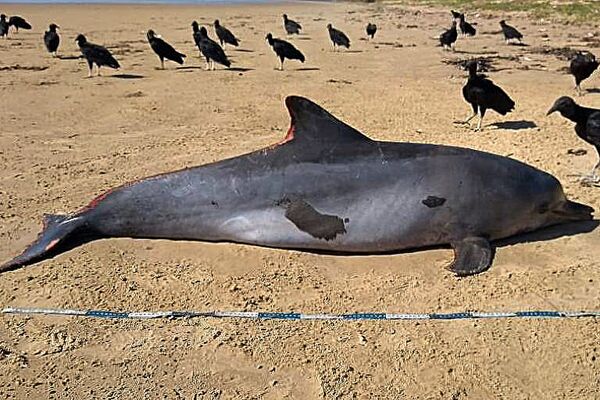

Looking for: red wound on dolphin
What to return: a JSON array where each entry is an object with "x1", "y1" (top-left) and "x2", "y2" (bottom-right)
[
  {"x1": 45, "y1": 239, "x2": 60, "y2": 251},
  {"x1": 275, "y1": 124, "x2": 295, "y2": 146},
  {"x1": 271, "y1": 97, "x2": 298, "y2": 147}
]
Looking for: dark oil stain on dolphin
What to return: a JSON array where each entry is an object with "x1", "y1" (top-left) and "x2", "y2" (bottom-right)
[
  {"x1": 279, "y1": 197, "x2": 347, "y2": 240},
  {"x1": 422, "y1": 196, "x2": 446, "y2": 208}
]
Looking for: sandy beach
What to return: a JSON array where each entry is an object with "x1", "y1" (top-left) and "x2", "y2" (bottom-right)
[{"x1": 0, "y1": 1, "x2": 599, "y2": 398}]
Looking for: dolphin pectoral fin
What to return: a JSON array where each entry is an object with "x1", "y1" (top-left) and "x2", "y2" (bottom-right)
[
  {"x1": 448, "y1": 237, "x2": 494, "y2": 276},
  {"x1": 1, "y1": 214, "x2": 87, "y2": 273}
]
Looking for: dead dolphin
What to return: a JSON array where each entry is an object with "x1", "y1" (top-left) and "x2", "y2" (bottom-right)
[{"x1": 1, "y1": 96, "x2": 594, "y2": 276}]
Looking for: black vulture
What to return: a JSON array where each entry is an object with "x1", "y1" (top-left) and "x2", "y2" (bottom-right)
[
  {"x1": 75, "y1": 34, "x2": 120, "y2": 77},
  {"x1": 547, "y1": 97, "x2": 600, "y2": 185},
  {"x1": 214, "y1": 19, "x2": 239, "y2": 48},
  {"x1": 195, "y1": 26, "x2": 230, "y2": 70},
  {"x1": 570, "y1": 51, "x2": 598, "y2": 95},
  {"x1": 327, "y1": 24, "x2": 350, "y2": 51},
  {"x1": 458, "y1": 14, "x2": 476, "y2": 36},
  {"x1": 8, "y1": 16, "x2": 31, "y2": 32},
  {"x1": 266, "y1": 33, "x2": 305, "y2": 70},
  {"x1": 439, "y1": 21, "x2": 458, "y2": 51},
  {"x1": 147, "y1": 29, "x2": 185, "y2": 69},
  {"x1": 44, "y1": 24, "x2": 60, "y2": 57},
  {"x1": 191, "y1": 20, "x2": 202, "y2": 53},
  {"x1": 283, "y1": 14, "x2": 302, "y2": 35},
  {"x1": 457, "y1": 61, "x2": 515, "y2": 131},
  {"x1": 499, "y1": 20, "x2": 522, "y2": 43},
  {"x1": 0, "y1": 14, "x2": 8, "y2": 39},
  {"x1": 366, "y1": 23, "x2": 377, "y2": 39},
  {"x1": 451, "y1": 11, "x2": 474, "y2": 35}
]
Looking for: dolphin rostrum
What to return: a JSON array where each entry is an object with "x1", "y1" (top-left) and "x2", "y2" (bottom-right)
[{"x1": 1, "y1": 96, "x2": 594, "y2": 276}]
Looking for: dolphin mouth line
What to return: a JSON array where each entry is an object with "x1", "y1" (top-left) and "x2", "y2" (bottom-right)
[{"x1": 550, "y1": 200, "x2": 594, "y2": 222}]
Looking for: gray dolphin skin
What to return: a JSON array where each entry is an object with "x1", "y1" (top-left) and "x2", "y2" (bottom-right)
[{"x1": 1, "y1": 96, "x2": 594, "y2": 276}]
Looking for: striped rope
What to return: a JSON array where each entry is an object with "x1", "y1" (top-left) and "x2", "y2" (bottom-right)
[{"x1": 1, "y1": 307, "x2": 599, "y2": 321}]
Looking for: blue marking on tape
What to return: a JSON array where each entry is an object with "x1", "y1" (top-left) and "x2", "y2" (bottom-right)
[
  {"x1": 86, "y1": 310, "x2": 129, "y2": 319},
  {"x1": 430, "y1": 312, "x2": 473, "y2": 320},
  {"x1": 516, "y1": 311, "x2": 561, "y2": 318},
  {"x1": 344, "y1": 313, "x2": 387, "y2": 320},
  {"x1": 258, "y1": 312, "x2": 301, "y2": 320}
]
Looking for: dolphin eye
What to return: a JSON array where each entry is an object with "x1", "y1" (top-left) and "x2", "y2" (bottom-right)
[{"x1": 538, "y1": 202, "x2": 549, "y2": 214}]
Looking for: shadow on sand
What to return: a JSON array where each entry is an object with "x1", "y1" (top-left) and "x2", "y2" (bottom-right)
[
  {"x1": 175, "y1": 66, "x2": 253, "y2": 72},
  {"x1": 176, "y1": 66, "x2": 204, "y2": 70},
  {"x1": 228, "y1": 67, "x2": 254, "y2": 72},
  {"x1": 451, "y1": 49, "x2": 487, "y2": 55},
  {"x1": 110, "y1": 74, "x2": 145, "y2": 79},
  {"x1": 295, "y1": 220, "x2": 599, "y2": 266},
  {"x1": 57, "y1": 55, "x2": 81, "y2": 60},
  {"x1": 490, "y1": 120, "x2": 537, "y2": 130},
  {"x1": 2, "y1": 218, "x2": 595, "y2": 275},
  {"x1": 496, "y1": 220, "x2": 598, "y2": 247}
]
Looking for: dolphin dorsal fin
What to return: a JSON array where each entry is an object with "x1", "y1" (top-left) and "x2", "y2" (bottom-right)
[{"x1": 281, "y1": 96, "x2": 372, "y2": 145}]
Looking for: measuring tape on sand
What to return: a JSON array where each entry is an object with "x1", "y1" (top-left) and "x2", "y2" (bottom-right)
[{"x1": 2, "y1": 307, "x2": 599, "y2": 321}]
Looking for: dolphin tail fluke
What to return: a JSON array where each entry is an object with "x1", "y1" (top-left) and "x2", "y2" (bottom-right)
[{"x1": 1, "y1": 214, "x2": 88, "y2": 272}]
